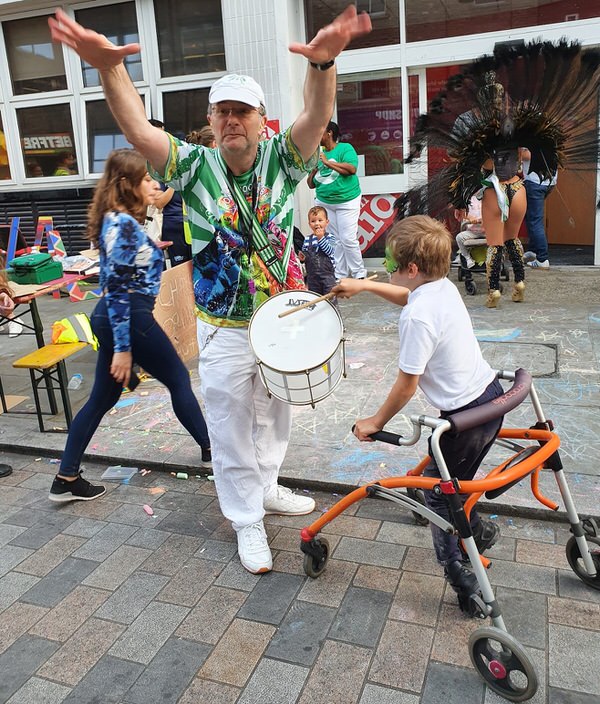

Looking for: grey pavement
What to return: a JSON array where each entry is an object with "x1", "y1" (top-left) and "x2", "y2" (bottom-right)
[
  {"x1": 1, "y1": 265, "x2": 600, "y2": 519},
  {"x1": 0, "y1": 450, "x2": 600, "y2": 703}
]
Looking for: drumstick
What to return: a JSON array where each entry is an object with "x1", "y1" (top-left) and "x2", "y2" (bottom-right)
[{"x1": 278, "y1": 274, "x2": 378, "y2": 318}]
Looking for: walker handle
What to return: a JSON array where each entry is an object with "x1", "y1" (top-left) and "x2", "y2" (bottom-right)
[
  {"x1": 448, "y1": 368, "x2": 532, "y2": 433},
  {"x1": 352, "y1": 425, "x2": 404, "y2": 445}
]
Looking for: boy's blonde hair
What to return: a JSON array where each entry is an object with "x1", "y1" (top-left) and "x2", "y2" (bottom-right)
[
  {"x1": 308, "y1": 205, "x2": 328, "y2": 220},
  {"x1": 386, "y1": 215, "x2": 452, "y2": 280}
]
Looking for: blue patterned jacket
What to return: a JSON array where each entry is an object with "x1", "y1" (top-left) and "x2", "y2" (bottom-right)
[{"x1": 99, "y1": 211, "x2": 164, "y2": 352}]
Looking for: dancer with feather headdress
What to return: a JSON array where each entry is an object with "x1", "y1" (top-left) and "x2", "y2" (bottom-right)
[{"x1": 397, "y1": 40, "x2": 600, "y2": 307}]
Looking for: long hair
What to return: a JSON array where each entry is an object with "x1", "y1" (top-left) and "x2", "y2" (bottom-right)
[{"x1": 86, "y1": 149, "x2": 148, "y2": 245}]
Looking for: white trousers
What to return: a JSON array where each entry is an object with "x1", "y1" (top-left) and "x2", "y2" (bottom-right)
[
  {"x1": 197, "y1": 320, "x2": 292, "y2": 531},
  {"x1": 316, "y1": 195, "x2": 366, "y2": 279}
]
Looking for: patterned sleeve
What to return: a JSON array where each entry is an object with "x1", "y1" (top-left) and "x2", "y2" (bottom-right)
[
  {"x1": 272, "y1": 126, "x2": 319, "y2": 187},
  {"x1": 104, "y1": 213, "x2": 145, "y2": 353},
  {"x1": 147, "y1": 132, "x2": 206, "y2": 192},
  {"x1": 317, "y1": 233, "x2": 336, "y2": 259}
]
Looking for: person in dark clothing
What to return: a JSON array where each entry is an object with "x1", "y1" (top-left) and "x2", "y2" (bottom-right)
[{"x1": 153, "y1": 184, "x2": 192, "y2": 266}]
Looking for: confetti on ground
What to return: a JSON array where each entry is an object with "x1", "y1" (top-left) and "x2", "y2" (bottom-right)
[
  {"x1": 207, "y1": 475, "x2": 215, "y2": 482},
  {"x1": 490, "y1": 514, "x2": 498, "y2": 519},
  {"x1": 143, "y1": 504, "x2": 154, "y2": 516},
  {"x1": 140, "y1": 391, "x2": 149, "y2": 396},
  {"x1": 35, "y1": 458, "x2": 41, "y2": 462},
  {"x1": 349, "y1": 362, "x2": 365, "y2": 369},
  {"x1": 176, "y1": 472, "x2": 188, "y2": 480}
]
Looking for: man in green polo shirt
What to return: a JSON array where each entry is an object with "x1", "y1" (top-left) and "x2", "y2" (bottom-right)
[{"x1": 49, "y1": 5, "x2": 372, "y2": 574}]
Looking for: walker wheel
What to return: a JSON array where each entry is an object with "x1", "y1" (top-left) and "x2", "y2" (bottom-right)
[
  {"x1": 469, "y1": 627, "x2": 538, "y2": 702},
  {"x1": 566, "y1": 535, "x2": 600, "y2": 590},
  {"x1": 458, "y1": 267, "x2": 464, "y2": 281},
  {"x1": 406, "y1": 487, "x2": 429, "y2": 526},
  {"x1": 465, "y1": 280, "x2": 477, "y2": 296},
  {"x1": 302, "y1": 538, "x2": 330, "y2": 579}
]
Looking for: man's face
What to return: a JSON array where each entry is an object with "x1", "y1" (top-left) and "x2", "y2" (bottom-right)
[
  {"x1": 208, "y1": 101, "x2": 266, "y2": 157},
  {"x1": 319, "y1": 129, "x2": 330, "y2": 147}
]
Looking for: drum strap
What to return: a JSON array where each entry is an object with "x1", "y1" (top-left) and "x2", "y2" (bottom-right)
[{"x1": 224, "y1": 166, "x2": 292, "y2": 286}]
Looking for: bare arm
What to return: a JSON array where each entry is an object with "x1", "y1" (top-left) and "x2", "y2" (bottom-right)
[
  {"x1": 320, "y1": 156, "x2": 356, "y2": 175},
  {"x1": 354, "y1": 370, "x2": 420, "y2": 441},
  {"x1": 333, "y1": 277, "x2": 410, "y2": 307},
  {"x1": 49, "y1": 9, "x2": 169, "y2": 172},
  {"x1": 307, "y1": 168, "x2": 317, "y2": 189},
  {"x1": 152, "y1": 188, "x2": 174, "y2": 210},
  {"x1": 289, "y1": 6, "x2": 371, "y2": 162}
]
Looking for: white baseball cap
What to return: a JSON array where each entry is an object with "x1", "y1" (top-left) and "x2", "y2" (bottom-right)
[{"x1": 208, "y1": 74, "x2": 266, "y2": 109}]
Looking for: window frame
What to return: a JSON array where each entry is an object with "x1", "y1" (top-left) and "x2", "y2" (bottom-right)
[
  {"x1": 81, "y1": 88, "x2": 150, "y2": 177},
  {"x1": 14, "y1": 96, "x2": 82, "y2": 183}
]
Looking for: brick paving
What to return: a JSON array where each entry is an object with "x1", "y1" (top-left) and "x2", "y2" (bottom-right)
[{"x1": 1, "y1": 451, "x2": 600, "y2": 703}]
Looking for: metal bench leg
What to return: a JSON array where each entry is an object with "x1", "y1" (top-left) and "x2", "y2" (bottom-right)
[
  {"x1": 0, "y1": 375, "x2": 7, "y2": 414},
  {"x1": 56, "y1": 360, "x2": 74, "y2": 429},
  {"x1": 29, "y1": 368, "x2": 45, "y2": 432}
]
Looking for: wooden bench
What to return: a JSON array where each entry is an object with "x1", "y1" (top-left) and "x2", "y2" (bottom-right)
[{"x1": 13, "y1": 342, "x2": 88, "y2": 432}]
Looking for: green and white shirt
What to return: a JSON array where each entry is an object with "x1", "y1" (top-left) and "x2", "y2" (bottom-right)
[
  {"x1": 149, "y1": 127, "x2": 318, "y2": 327},
  {"x1": 313, "y1": 141, "x2": 361, "y2": 204}
]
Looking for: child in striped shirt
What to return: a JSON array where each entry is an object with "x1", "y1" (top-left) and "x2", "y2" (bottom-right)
[{"x1": 300, "y1": 206, "x2": 337, "y2": 295}]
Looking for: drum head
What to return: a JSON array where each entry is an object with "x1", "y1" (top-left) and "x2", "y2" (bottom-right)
[{"x1": 249, "y1": 291, "x2": 343, "y2": 373}]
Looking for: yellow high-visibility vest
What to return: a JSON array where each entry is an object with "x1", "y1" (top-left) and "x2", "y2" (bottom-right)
[{"x1": 51, "y1": 313, "x2": 99, "y2": 350}]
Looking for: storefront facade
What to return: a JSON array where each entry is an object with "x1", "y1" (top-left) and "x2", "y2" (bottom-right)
[{"x1": 0, "y1": 0, "x2": 599, "y2": 261}]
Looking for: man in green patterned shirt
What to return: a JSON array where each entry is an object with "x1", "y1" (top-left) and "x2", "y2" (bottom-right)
[{"x1": 49, "y1": 5, "x2": 371, "y2": 574}]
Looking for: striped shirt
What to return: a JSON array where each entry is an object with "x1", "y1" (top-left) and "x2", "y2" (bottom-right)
[{"x1": 149, "y1": 128, "x2": 318, "y2": 327}]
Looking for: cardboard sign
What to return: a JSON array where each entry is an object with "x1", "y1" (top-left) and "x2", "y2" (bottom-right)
[{"x1": 153, "y1": 260, "x2": 198, "y2": 363}]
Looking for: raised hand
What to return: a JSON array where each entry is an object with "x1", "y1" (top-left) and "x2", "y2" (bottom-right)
[
  {"x1": 289, "y1": 4, "x2": 372, "y2": 64},
  {"x1": 48, "y1": 8, "x2": 140, "y2": 71}
]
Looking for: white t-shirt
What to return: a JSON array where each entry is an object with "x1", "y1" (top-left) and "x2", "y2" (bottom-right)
[
  {"x1": 522, "y1": 159, "x2": 558, "y2": 186},
  {"x1": 398, "y1": 278, "x2": 495, "y2": 411}
]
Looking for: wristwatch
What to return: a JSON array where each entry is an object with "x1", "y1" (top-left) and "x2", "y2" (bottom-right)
[{"x1": 310, "y1": 59, "x2": 335, "y2": 71}]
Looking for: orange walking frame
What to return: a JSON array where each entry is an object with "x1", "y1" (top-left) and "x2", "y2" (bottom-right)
[{"x1": 300, "y1": 369, "x2": 600, "y2": 702}]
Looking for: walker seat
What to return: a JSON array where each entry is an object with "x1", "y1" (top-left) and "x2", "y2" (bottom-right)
[{"x1": 300, "y1": 368, "x2": 600, "y2": 702}]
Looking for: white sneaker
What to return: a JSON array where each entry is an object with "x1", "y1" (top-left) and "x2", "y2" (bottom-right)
[
  {"x1": 236, "y1": 521, "x2": 272, "y2": 574},
  {"x1": 264, "y1": 485, "x2": 316, "y2": 516},
  {"x1": 523, "y1": 250, "x2": 537, "y2": 263},
  {"x1": 464, "y1": 255, "x2": 477, "y2": 269},
  {"x1": 451, "y1": 254, "x2": 461, "y2": 267},
  {"x1": 527, "y1": 259, "x2": 549, "y2": 269},
  {"x1": 8, "y1": 320, "x2": 22, "y2": 337}
]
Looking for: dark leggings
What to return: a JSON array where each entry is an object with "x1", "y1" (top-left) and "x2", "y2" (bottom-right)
[
  {"x1": 59, "y1": 294, "x2": 210, "y2": 476},
  {"x1": 423, "y1": 378, "x2": 504, "y2": 565}
]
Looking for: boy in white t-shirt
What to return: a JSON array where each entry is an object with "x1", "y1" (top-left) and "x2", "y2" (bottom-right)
[{"x1": 333, "y1": 215, "x2": 503, "y2": 615}]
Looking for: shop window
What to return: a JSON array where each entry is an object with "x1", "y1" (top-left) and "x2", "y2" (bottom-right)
[
  {"x1": 16, "y1": 104, "x2": 78, "y2": 178},
  {"x1": 305, "y1": 0, "x2": 399, "y2": 49},
  {"x1": 0, "y1": 114, "x2": 11, "y2": 180},
  {"x1": 336, "y1": 70, "x2": 404, "y2": 176},
  {"x1": 406, "y1": 0, "x2": 600, "y2": 43},
  {"x1": 162, "y1": 88, "x2": 210, "y2": 140},
  {"x1": 75, "y1": 3, "x2": 142, "y2": 87},
  {"x1": 4, "y1": 15, "x2": 67, "y2": 95},
  {"x1": 154, "y1": 0, "x2": 225, "y2": 77},
  {"x1": 86, "y1": 99, "x2": 139, "y2": 173}
]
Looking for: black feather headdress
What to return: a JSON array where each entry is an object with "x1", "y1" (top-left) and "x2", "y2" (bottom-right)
[{"x1": 397, "y1": 40, "x2": 600, "y2": 218}]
